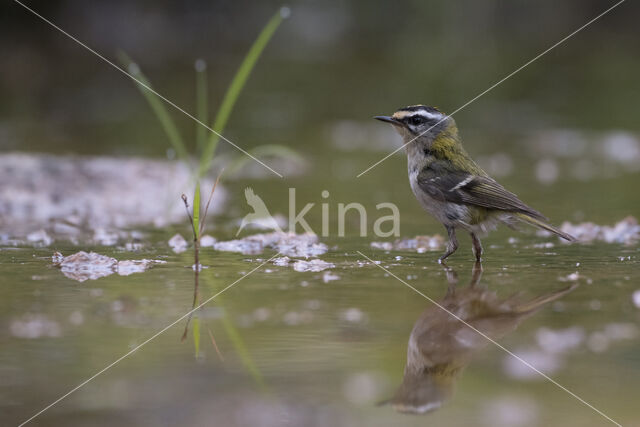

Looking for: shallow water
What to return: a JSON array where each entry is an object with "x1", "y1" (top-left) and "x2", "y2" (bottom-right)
[
  {"x1": 4, "y1": 2, "x2": 640, "y2": 425},
  {"x1": 2, "y1": 224, "x2": 639, "y2": 426},
  {"x1": 2, "y1": 130, "x2": 640, "y2": 426}
]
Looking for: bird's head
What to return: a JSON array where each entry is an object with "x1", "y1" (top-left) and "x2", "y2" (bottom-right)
[{"x1": 374, "y1": 105, "x2": 457, "y2": 152}]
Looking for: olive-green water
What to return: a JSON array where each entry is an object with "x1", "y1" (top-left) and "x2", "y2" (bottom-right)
[
  {"x1": 2, "y1": 149, "x2": 639, "y2": 426},
  {"x1": 3, "y1": 2, "x2": 640, "y2": 425}
]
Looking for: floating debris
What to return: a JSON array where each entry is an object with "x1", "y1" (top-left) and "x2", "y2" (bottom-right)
[
  {"x1": 272, "y1": 256, "x2": 291, "y2": 266},
  {"x1": 293, "y1": 259, "x2": 335, "y2": 272},
  {"x1": 118, "y1": 259, "x2": 166, "y2": 276},
  {"x1": 124, "y1": 242, "x2": 144, "y2": 251},
  {"x1": 54, "y1": 251, "x2": 116, "y2": 281},
  {"x1": 535, "y1": 327, "x2": 585, "y2": 354},
  {"x1": 530, "y1": 242, "x2": 554, "y2": 249},
  {"x1": 476, "y1": 152, "x2": 514, "y2": 178},
  {"x1": 214, "y1": 232, "x2": 328, "y2": 257},
  {"x1": 93, "y1": 228, "x2": 120, "y2": 246},
  {"x1": 632, "y1": 290, "x2": 640, "y2": 309},
  {"x1": 10, "y1": 314, "x2": 62, "y2": 339},
  {"x1": 51, "y1": 251, "x2": 64, "y2": 264},
  {"x1": 26, "y1": 229, "x2": 53, "y2": 246},
  {"x1": 603, "y1": 322, "x2": 638, "y2": 340},
  {"x1": 535, "y1": 158, "x2": 559, "y2": 185},
  {"x1": 52, "y1": 251, "x2": 165, "y2": 282},
  {"x1": 601, "y1": 131, "x2": 640, "y2": 169},
  {"x1": 199, "y1": 235, "x2": 217, "y2": 247},
  {"x1": 215, "y1": 238, "x2": 263, "y2": 255},
  {"x1": 587, "y1": 332, "x2": 609, "y2": 353},
  {"x1": 371, "y1": 235, "x2": 444, "y2": 253},
  {"x1": 558, "y1": 272, "x2": 581, "y2": 282},
  {"x1": 322, "y1": 271, "x2": 341, "y2": 283},
  {"x1": 282, "y1": 310, "x2": 313, "y2": 326},
  {"x1": 15, "y1": 226, "x2": 142, "y2": 248},
  {"x1": 559, "y1": 216, "x2": 640, "y2": 244},
  {"x1": 342, "y1": 372, "x2": 386, "y2": 405},
  {"x1": 529, "y1": 322, "x2": 638, "y2": 360},
  {"x1": 304, "y1": 299, "x2": 321, "y2": 310},
  {"x1": 340, "y1": 307, "x2": 366, "y2": 323},
  {"x1": 480, "y1": 396, "x2": 538, "y2": 427},
  {"x1": 168, "y1": 233, "x2": 189, "y2": 253},
  {"x1": 586, "y1": 323, "x2": 638, "y2": 353},
  {"x1": 252, "y1": 307, "x2": 271, "y2": 322},
  {"x1": 270, "y1": 253, "x2": 335, "y2": 273},
  {"x1": 68, "y1": 311, "x2": 84, "y2": 326},
  {"x1": 191, "y1": 263, "x2": 208, "y2": 272},
  {"x1": 527, "y1": 129, "x2": 640, "y2": 178},
  {"x1": 503, "y1": 349, "x2": 562, "y2": 379},
  {"x1": 0, "y1": 153, "x2": 227, "y2": 233}
]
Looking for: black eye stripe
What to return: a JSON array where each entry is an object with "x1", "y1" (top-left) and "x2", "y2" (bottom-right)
[
  {"x1": 406, "y1": 115, "x2": 426, "y2": 125},
  {"x1": 405, "y1": 115, "x2": 438, "y2": 127}
]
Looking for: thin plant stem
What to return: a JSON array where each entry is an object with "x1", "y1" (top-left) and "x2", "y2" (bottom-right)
[{"x1": 200, "y1": 170, "x2": 223, "y2": 236}]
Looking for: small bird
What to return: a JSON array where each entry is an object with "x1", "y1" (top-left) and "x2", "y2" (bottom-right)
[{"x1": 375, "y1": 105, "x2": 575, "y2": 262}]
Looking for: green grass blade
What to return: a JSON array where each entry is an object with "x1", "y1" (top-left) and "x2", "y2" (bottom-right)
[
  {"x1": 192, "y1": 181, "x2": 201, "y2": 239},
  {"x1": 117, "y1": 51, "x2": 189, "y2": 161},
  {"x1": 193, "y1": 268, "x2": 268, "y2": 391},
  {"x1": 198, "y1": 7, "x2": 290, "y2": 178},
  {"x1": 195, "y1": 59, "x2": 208, "y2": 154},
  {"x1": 220, "y1": 312, "x2": 267, "y2": 390}
]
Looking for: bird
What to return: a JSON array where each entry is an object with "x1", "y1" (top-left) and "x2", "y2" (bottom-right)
[
  {"x1": 374, "y1": 105, "x2": 575, "y2": 263},
  {"x1": 379, "y1": 262, "x2": 577, "y2": 414},
  {"x1": 236, "y1": 187, "x2": 282, "y2": 236}
]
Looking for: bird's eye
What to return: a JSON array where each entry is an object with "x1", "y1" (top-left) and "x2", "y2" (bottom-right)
[{"x1": 409, "y1": 116, "x2": 425, "y2": 126}]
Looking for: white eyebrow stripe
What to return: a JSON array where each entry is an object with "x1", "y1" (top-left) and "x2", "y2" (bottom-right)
[
  {"x1": 407, "y1": 110, "x2": 444, "y2": 120},
  {"x1": 392, "y1": 109, "x2": 445, "y2": 121}
]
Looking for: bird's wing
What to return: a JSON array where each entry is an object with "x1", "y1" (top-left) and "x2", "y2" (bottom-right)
[{"x1": 417, "y1": 161, "x2": 546, "y2": 220}]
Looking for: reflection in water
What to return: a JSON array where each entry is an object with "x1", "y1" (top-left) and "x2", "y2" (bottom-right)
[
  {"x1": 382, "y1": 262, "x2": 577, "y2": 415},
  {"x1": 180, "y1": 252, "x2": 266, "y2": 388}
]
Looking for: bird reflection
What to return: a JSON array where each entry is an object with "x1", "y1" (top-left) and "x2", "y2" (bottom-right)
[{"x1": 381, "y1": 262, "x2": 577, "y2": 415}]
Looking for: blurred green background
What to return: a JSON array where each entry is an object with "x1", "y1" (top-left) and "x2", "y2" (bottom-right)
[
  {"x1": 2, "y1": 2, "x2": 640, "y2": 426},
  {"x1": 2, "y1": 0, "x2": 639, "y2": 155},
  {"x1": 2, "y1": 0, "x2": 640, "y2": 229}
]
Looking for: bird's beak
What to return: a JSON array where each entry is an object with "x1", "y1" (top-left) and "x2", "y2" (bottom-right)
[{"x1": 374, "y1": 115, "x2": 403, "y2": 127}]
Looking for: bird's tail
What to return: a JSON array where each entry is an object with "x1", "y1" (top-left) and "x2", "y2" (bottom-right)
[{"x1": 515, "y1": 213, "x2": 576, "y2": 242}]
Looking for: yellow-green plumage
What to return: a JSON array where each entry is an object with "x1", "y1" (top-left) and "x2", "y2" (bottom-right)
[
  {"x1": 375, "y1": 104, "x2": 575, "y2": 262},
  {"x1": 429, "y1": 122, "x2": 485, "y2": 176}
]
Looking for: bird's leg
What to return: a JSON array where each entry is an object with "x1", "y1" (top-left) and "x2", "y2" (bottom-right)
[
  {"x1": 470, "y1": 232, "x2": 483, "y2": 262},
  {"x1": 444, "y1": 264, "x2": 458, "y2": 298},
  {"x1": 470, "y1": 260, "x2": 483, "y2": 288},
  {"x1": 439, "y1": 226, "x2": 458, "y2": 264}
]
